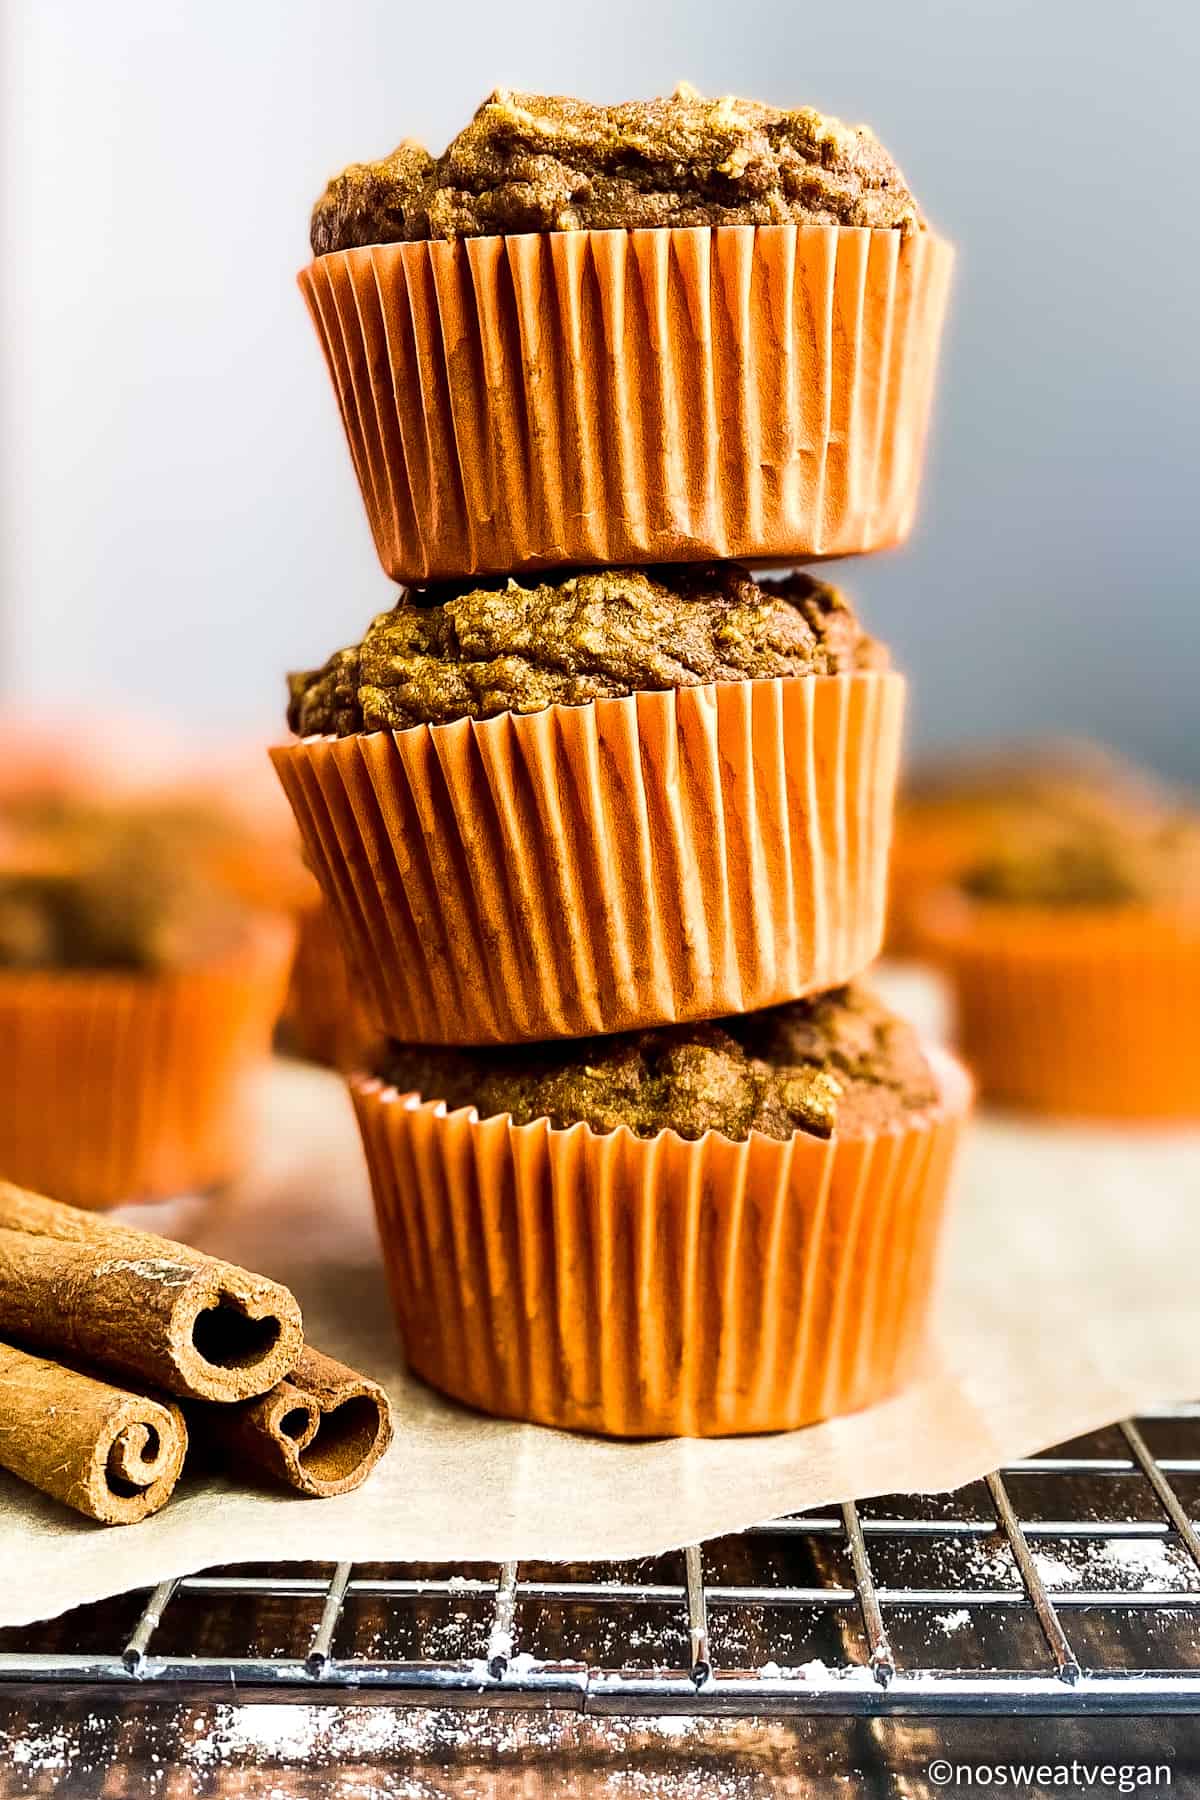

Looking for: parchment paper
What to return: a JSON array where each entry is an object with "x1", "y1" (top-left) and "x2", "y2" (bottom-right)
[{"x1": 1, "y1": 970, "x2": 1196, "y2": 1627}]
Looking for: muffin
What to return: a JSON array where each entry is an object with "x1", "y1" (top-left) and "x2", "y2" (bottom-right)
[
  {"x1": 279, "y1": 894, "x2": 380, "y2": 1072},
  {"x1": 887, "y1": 739, "x2": 1174, "y2": 951},
  {"x1": 0, "y1": 804, "x2": 293, "y2": 1208},
  {"x1": 162, "y1": 754, "x2": 381, "y2": 1071},
  {"x1": 0, "y1": 742, "x2": 349, "y2": 1063},
  {"x1": 915, "y1": 799, "x2": 1200, "y2": 1119},
  {"x1": 301, "y1": 84, "x2": 954, "y2": 582},
  {"x1": 201, "y1": 804, "x2": 372, "y2": 1069},
  {"x1": 351, "y1": 984, "x2": 972, "y2": 1437},
  {"x1": 273, "y1": 562, "x2": 905, "y2": 1043}
]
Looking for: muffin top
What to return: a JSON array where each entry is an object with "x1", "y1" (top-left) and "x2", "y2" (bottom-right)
[
  {"x1": 288, "y1": 564, "x2": 885, "y2": 737},
  {"x1": 961, "y1": 810, "x2": 1200, "y2": 909},
  {"x1": 310, "y1": 83, "x2": 922, "y2": 254},
  {"x1": 903, "y1": 739, "x2": 1171, "y2": 824},
  {"x1": 379, "y1": 985, "x2": 938, "y2": 1143},
  {"x1": 0, "y1": 802, "x2": 252, "y2": 973},
  {"x1": 907, "y1": 741, "x2": 1200, "y2": 910}
]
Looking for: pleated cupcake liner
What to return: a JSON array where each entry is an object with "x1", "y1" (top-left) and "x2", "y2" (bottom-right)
[
  {"x1": 299, "y1": 224, "x2": 954, "y2": 585},
  {"x1": 350, "y1": 1045, "x2": 970, "y2": 1439},
  {"x1": 917, "y1": 894, "x2": 1200, "y2": 1120},
  {"x1": 0, "y1": 918, "x2": 295, "y2": 1210},
  {"x1": 886, "y1": 809, "x2": 1014, "y2": 953},
  {"x1": 272, "y1": 670, "x2": 905, "y2": 1046},
  {"x1": 280, "y1": 896, "x2": 381, "y2": 1072}
]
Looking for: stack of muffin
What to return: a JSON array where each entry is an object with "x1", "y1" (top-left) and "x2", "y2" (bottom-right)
[{"x1": 275, "y1": 87, "x2": 971, "y2": 1438}]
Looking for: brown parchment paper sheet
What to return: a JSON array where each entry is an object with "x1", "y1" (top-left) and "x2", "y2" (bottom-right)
[{"x1": 0, "y1": 970, "x2": 1196, "y2": 1627}]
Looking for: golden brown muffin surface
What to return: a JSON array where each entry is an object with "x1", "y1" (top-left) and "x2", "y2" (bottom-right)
[
  {"x1": 888, "y1": 739, "x2": 1190, "y2": 942},
  {"x1": 0, "y1": 803, "x2": 251, "y2": 972},
  {"x1": 962, "y1": 812, "x2": 1200, "y2": 908},
  {"x1": 310, "y1": 83, "x2": 922, "y2": 253},
  {"x1": 379, "y1": 985, "x2": 937, "y2": 1143},
  {"x1": 905, "y1": 741, "x2": 1197, "y2": 909},
  {"x1": 288, "y1": 564, "x2": 885, "y2": 737},
  {"x1": 903, "y1": 738, "x2": 1171, "y2": 820}
]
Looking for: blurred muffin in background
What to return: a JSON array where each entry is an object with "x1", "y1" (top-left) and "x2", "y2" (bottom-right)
[
  {"x1": 913, "y1": 782, "x2": 1200, "y2": 1121},
  {"x1": 0, "y1": 723, "x2": 370, "y2": 1074},
  {"x1": 0, "y1": 798, "x2": 293, "y2": 1208},
  {"x1": 166, "y1": 743, "x2": 377, "y2": 1072},
  {"x1": 277, "y1": 898, "x2": 380, "y2": 1073},
  {"x1": 0, "y1": 709, "x2": 195, "y2": 809},
  {"x1": 887, "y1": 738, "x2": 1175, "y2": 952}
]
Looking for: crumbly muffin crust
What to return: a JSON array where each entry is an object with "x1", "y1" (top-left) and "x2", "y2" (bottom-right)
[
  {"x1": 0, "y1": 805, "x2": 250, "y2": 972},
  {"x1": 311, "y1": 83, "x2": 922, "y2": 254},
  {"x1": 962, "y1": 813, "x2": 1200, "y2": 909},
  {"x1": 903, "y1": 739, "x2": 1172, "y2": 819},
  {"x1": 379, "y1": 985, "x2": 937, "y2": 1143},
  {"x1": 288, "y1": 564, "x2": 885, "y2": 737}
]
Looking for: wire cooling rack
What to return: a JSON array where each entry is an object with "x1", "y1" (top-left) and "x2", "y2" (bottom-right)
[{"x1": 1, "y1": 1409, "x2": 1198, "y2": 1715}]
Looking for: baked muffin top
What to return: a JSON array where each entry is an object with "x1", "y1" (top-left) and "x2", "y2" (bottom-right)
[
  {"x1": 311, "y1": 83, "x2": 922, "y2": 254},
  {"x1": 903, "y1": 739, "x2": 1171, "y2": 823},
  {"x1": 904, "y1": 742, "x2": 1197, "y2": 909},
  {"x1": 288, "y1": 564, "x2": 885, "y2": 737},
  {"x1": 379, "y1": 985, "x2": 938, "y2": 1143},
  {"x1": 0, "y1": 802, "x2": 252, "y2": 972},
  {"x1": 961, "y1": 811, "x2": 1200, "y2": 909}
]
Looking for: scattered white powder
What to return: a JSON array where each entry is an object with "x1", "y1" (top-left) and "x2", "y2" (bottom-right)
[
  {"x1": 957, "y1": 1541, "x2": 1022, "y2": 1588},
  {"x1": 1032, "y1": 1536, "x2": 1192, "y2": 1594},
  {"x1": 505, "y1": 1650, "x2": 545, "y2": 1677},
  {"x1": 411, "y1": 1609, "x2": 481, "y2": 1661},
  {"x1": 6, "y1": 1722, "x2": 71, "y2": 1771},
  {"x1": 753, "y1": 1657, "x2": 875, "y2": 1686},
  {"x1": 3, "y1": 1527, "x2": 1194, "y2": 1782},
  {"x1": 182, "y1": 1703, "x2": 710, "y2": 1767}
]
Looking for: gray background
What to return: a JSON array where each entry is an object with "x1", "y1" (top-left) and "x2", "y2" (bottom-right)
[{"x1": 3, "y1": 0, "x2": 1197, "y2": 776}]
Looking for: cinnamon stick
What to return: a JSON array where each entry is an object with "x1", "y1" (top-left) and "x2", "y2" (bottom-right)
[
  {"x1": 192, "y1": 1348, "x2": 393, "y2": 1498},
  {"x1": 0, "y1": 1181, "x2": 303, "y2": 1403},
  {"x1": 0, "y1": 1341, "x2": 187, "y2": 1524}
]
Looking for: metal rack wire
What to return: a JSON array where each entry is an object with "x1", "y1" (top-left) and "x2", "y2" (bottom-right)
[{"x1": 1, "y1": 1408, "x2": 1198, "y2": 1714}]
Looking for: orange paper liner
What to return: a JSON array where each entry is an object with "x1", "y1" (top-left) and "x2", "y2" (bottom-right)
[
  {"x1": 917, "y1": 894, "x2": 1200, "y2": 1120},
  {"x1": 299, "y1": 224, "x2": 954, "y2": 585},
  {"x1": 207, "y1": 837, "x2": 318, "y2": 918},
  {"x1": 0, "y1": 919, "x2": 294, "y2": 1210},
  {"x1": 272, "y1": 671, "x2": 905, "y2": 1046},
  {"x1": 281, "y1": 896, "x2": 381, "y2": 1072},
  {"x1": 886, "y1": 809, "x2": 1012, "y2": 954},
  {"x1": 351, "y1": 1045, "x2": 970, "y2": 1439}
]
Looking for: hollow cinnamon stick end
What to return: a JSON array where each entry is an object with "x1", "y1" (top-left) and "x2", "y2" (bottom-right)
[
  {"x1": 170, "y1": 1269, "x2": 305, "y2": 1405},
  {"x1": 211, "y1": 1348, "x2": 393, "y2": 1498},
  {"x1": 0, "y1": 1179, "x2": 305, "y2": 1405}
]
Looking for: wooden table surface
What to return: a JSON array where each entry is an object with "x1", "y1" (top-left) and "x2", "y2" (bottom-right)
[{"x1": 1, "y1": 1693, "x2": 1198, "y2": 1798}]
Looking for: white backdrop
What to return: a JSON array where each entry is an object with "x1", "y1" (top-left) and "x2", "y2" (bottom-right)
[{"x1": 3, "y1": 0, "x2": 1197, "y2": 775}]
